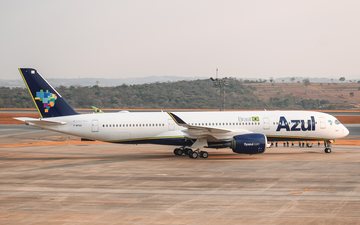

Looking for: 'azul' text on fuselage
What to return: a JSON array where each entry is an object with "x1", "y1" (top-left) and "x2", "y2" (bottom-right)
[{"x1": 276, "y1": 116, "x2": 316, "y2": 131}]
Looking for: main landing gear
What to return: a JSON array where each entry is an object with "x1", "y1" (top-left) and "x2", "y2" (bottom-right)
[
  {"x1": 324, "y1": 140, "x2": 332, "y2": 153},
  {"x1": 173, "y1": 147, "x2": 209, "y2": 159}
]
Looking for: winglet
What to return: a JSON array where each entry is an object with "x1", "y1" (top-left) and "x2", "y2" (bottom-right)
[
  {"x1": 167, "y1": 112, "x2": 187, "y2": 126},
  {"x1": 167, "y1": 112, "x2": 234, "y2": 134}
]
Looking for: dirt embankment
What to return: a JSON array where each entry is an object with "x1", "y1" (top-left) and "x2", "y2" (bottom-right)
[
  {"x1": 335, "y1": 116, "x2": 360, "y2": 124},
  {"x1": 0, "y1": 113, "x2": 37, "y2": 124},
  {"x1": 248, "y1": 83, "x2": 360, "y2": 108}
]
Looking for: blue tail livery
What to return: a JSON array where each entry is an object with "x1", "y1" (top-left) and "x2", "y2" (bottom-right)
[{"x1": 19, "y1": 68, "x2": 78, "y2": 118}]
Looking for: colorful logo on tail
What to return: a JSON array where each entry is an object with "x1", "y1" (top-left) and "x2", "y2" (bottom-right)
[{"x1": 34, "y1": 90, "x2": 57, "y2": 113}]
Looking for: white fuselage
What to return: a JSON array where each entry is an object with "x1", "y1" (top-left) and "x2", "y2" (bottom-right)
[{"x1": 36, "y1": 111, "x2": 349, "y2": 145}]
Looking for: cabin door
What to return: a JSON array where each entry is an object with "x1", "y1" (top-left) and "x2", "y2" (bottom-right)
[
  {"x1": 319, "y1": 117, "x2": 326, "y2": 129},
  {"x1": 168, "y1": 118, "x2": 175, "y2": 131},
  {"x1": 91, "y1": 119, "x2": 99, "y2": 132},
  {"x1": 263, "y1": 117, "x2": 270, "y2": 130}
]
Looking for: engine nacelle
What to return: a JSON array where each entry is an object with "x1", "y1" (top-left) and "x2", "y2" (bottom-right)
[{"x1": 231, "y1": 133, "x2": 267, "y2": 154}]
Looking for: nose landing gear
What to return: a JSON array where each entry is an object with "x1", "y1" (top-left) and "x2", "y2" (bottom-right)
[{"x1": 324, "y1": 140, "x2": 332, "y2": 153}]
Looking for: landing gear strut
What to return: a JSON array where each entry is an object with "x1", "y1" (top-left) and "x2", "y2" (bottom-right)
[{"x1": 324, "y1": 140, "x2": 332, "y2": 153}]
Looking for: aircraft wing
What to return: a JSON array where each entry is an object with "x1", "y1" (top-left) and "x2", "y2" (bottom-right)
[
  {"x1": 14, "y1": 117, "x2": 66, "y2": 126},
  {"x1": 167, "y1": 112, "x2": 252, "y2": 140}
]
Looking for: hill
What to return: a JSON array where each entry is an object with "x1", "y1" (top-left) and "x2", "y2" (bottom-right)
[{"x1": 0, "y1": 79, "x2": 359, "y2": 110}]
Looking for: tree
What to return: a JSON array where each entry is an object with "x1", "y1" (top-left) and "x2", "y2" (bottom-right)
[
  {"x1": 302, "y1": 79, "x2": 310, "y2": 86},
  {"x1": 339, "y1": 77, "x2": 346, "y2": 82}
]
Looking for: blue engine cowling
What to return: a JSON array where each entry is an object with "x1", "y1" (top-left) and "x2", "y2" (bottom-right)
[{"x1": 231, "y1": 133, "x2": 267, "y2": 154}]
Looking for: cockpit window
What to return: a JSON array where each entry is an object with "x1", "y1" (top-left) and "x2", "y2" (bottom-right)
[{"x1": 335, "y1": 120, "x2": 340, "y2": 125}]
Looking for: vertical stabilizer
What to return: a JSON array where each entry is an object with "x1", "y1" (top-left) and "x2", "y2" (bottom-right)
[{"x1": 19, "y1": 68, "x2": 78, "y2": 118}]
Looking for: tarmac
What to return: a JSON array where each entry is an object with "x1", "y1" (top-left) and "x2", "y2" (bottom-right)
[{"x1": 0, "y1": 125, "x2": 360, "y2": 225}]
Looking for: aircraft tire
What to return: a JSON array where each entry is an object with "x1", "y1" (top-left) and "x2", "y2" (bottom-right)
[
  {"x1": 190, "y1": 151, "x2": 198, "y2": 159},
  {"x1": 174, "y1": 148, "x2": 183, "y2": 156},
  {"x1": 325, "y1": 148, "x2": 332, "y2": 153},
  {"x1": 185, "y1": 148, "x2": 193, "y2": 156},
  {"x1": 200, "y1": 151, "x2": 208, "y2": 158}
]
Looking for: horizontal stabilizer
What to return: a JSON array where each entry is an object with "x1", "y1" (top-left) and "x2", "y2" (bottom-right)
[{"x1": 14, "y1": 117, "x2": 66, "y2": 126}]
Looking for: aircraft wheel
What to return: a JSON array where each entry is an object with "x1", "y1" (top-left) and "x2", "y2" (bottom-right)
[
  {"x1": 189, "y1": 151, "x2": 199, "y2": 159},
  {"x1": 173, "y1": 148, "x2": 179, "y2": 156},
  {"x1": 185, "y1": 148, "x2": 193, "y2": 156},
  {"x1": 200, "y1": 151, "x2": 208, "y2": 158},
  {"x1": 174, "y1": 148, "x2": 183, "y2": 156},
  {"x1": 325, "y1": 148, "x2": 332, "y2": 153}
]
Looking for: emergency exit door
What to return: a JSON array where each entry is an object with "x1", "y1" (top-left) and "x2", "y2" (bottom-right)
[{"x1": 91, "y1": 119, "x2": 99, "y2": 132}]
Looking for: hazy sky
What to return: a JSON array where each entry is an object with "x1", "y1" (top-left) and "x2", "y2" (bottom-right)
[{"x1": 1, "y1": 0, "x2": 360, "y2": 79}]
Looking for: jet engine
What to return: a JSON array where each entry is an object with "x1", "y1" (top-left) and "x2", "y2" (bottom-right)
[{"x1": 231, "y1": 133, "x2": 267, "y2": 154}]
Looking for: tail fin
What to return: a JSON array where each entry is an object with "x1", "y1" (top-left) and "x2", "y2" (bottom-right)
[{"x1": 19, "y1": 68, "x2": 78, "y2": 118}]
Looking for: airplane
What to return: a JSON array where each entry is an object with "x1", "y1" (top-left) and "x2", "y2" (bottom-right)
[
  {"x1": 91, "y1": 106, "x2": 103, "y2": 113},
  {"x1": 15, "y1": 68, "x2": 349, "y2": 159}
]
